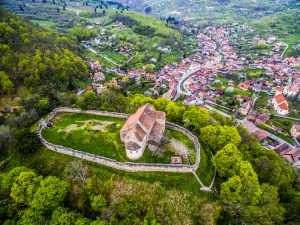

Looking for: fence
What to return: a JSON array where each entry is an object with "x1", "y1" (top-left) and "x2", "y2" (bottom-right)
[{"x1": 37, "y1": 107, "x2": 201, "y2": 173}]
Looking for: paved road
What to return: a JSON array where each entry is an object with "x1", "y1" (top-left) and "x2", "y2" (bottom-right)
[
  {"x1": 206, "y1": 104, "x2": 296, "y2": 147},
  {"x1": 173, "y1": 53, "x2": 222, "y2": 101}
]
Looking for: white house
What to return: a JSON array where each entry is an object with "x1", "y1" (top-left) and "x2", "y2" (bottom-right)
[
  {"x1": 272, "y1": 93, "x2": 289, "y2": 115},
  {"x1": 284, "y1": 85, "x2": 299, "y2": 97}
]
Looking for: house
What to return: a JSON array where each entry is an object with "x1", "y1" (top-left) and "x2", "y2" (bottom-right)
[
  {"x1": 284, "y1": 85, "x2": 299, "y2": 97},
  {"x1": 93, "y1": 72, "x2": 105, "y2": 82},
  {"x1": 237, "y1": 82, "x2": 250, "y2": 91},
  {"x1": 239, "y1": 101, "x2": 252, "y2": 116},
  {"x1": 290, "y1": 124, "x2": 300, "y2": 138},
  {"x1": 251, "y1": 130, "x2": 269, "y2": 141},
  {"x1": 162, "y1": 89, "x2": 176, "y2": 100},
  {"x1": 255, "y1": 113, "x2": 270, "y2": 124},
  {"x1": 272, "y1": 93, "x2": 289, "y2": 115},
  {"x1": 184, "y1": 96, "x2": 201, "y2": 105},
  {"x1": 104, "y1": 81, "x2": 119, "y2": 88},
  {"x1": 145, "y1": 73, "x2": 157, "y2": 80},
  {"x1": 275, "y1": 143, "x2": 300, "y2": 163},
  {"x1": 120, "y1": 104, "x2": 166, "y2": 160},
  {"x1": 282, "y1": 148, "x2": 300, "y2": 163}
]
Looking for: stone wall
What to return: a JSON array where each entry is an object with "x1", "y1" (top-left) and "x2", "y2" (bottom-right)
[{"x1": 37, "y1": 107, "x2": 201, "y2": 173}]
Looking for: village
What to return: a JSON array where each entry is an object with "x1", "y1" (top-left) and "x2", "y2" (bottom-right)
[{"x1": 76, "y1": 24, "x2": 300, "y2": 167}]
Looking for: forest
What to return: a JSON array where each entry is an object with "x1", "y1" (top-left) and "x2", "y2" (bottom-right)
[{"x1": 0, "y1": 9, "x2": 89, "y2": 94}]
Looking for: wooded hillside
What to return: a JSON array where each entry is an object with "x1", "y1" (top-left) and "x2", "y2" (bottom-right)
[{"x1": 0, "y1": 9, "x2": 88, "y2": 95}]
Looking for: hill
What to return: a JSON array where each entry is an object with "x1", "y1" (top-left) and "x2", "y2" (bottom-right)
[{"x1": 0, "y1": 9, "x2": 88, "y2": 96}]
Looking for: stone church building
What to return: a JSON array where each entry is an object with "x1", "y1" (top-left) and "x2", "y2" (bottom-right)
[{"x1": 120, "y1": 104, "x2": 166, "y2": 160}]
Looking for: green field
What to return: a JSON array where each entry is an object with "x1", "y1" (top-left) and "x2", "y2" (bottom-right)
[{"x1": 42, "y1": 112, "x2": 196, "y2": 164}]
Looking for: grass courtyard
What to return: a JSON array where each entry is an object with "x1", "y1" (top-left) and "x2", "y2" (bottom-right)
[{"x1": 42, "y1": 113, "x2": 196, "y2": 164}]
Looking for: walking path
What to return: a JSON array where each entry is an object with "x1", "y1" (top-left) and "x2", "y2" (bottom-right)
[
  {"x1": 84, "y1": 46, "x2": 121, "y2": 68},
  {"x1": 278, "y1": 42, "x2": 289, "y2": 58}
]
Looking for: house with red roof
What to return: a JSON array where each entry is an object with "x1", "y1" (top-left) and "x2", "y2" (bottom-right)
[
  {"x1": 120, "y1": 104, "x2": 166, "y2": 160},
  {"x1": 272, "y1": 93, "x2": 289, "y2": 115},
  {"x1": 237, "y1": 82, "x2": 250, "y2": 91}
]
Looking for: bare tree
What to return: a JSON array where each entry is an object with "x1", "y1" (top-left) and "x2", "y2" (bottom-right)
[{"x1": 65, "y1": 160, "x2": 90, "y2": 186}]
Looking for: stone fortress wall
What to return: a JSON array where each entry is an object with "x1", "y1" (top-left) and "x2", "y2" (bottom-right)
[{"x1": 37, "y1": 107, "x2": 201, "y2": 173}]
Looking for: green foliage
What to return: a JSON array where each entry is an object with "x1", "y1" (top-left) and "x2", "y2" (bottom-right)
[
  {"x1": 13, "y1": 128, "x2": 40, "y2": 154},
  {"x1": 182, "y1": 107, "x2": 210, "y2": 133},
  {"x1": 18, "y1": 208, "x2": 45, "y2": 225},
  {"x1": 200, "y1": 125, "x2": 242, "y2": 153},
  {"x1": 113, "y1": 12, "x2": 182, "y2": 41},
  {"x1": 70, "y1": 27, "x2": 98, "y2": 41},
  {"x1": 212, "y1": 144, "x2": 243, "y2": 178},
  {"x1": 1, "y1": 166, "x2": 32, "y2": 190},
  {"x1": 0, "y1": 9, "x2": 88, "y2": 93},
  {"x1": 91, "y1": 195, "x2": 106, "y2": 212},
  {"x1": 10, "y1": 171, "x2": 42, "y2": 205},
  {"x1": 50, "y1": 207, "x2": 79, "y2": 225},
  {"x1": 0, "y1": 71, "x2": 14, "y2": 95},
  {"x1": 30, "y1": 176, "x2": 69, "y2": 212}
]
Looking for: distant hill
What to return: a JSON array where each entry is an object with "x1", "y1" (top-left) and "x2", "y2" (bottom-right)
[{"x1": 0, "y1": 9, "x2": 88, "y2": 96}]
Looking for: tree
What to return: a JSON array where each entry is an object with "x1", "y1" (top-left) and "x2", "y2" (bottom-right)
[
  {"x1": 200, "y1": 125, "x2": 241, "y2": 152},
  {"x1": 50, "y1": 207, "x2": 79, "y2": 225},
  {"x1": 10, "y1": 171, "x2": 42, "y2": 205},
  {"x1": 91, "y1": 195, "x2": 106, "y2": 212},
  {"x1": 238, "y1": 162, "x2": 262, "y2": 205},
  {"x1": 212, "y1": 144, "x2": 243, "y2": 178},
  {"x1": 129, "y1": 94, "x2": 153, "y2": 112},
  {"x1": 154, "y1": 98, "x2": 171, "y2": 112},
  {"x1": 0, "y1": 125, "x2": 13, "y2": 155},
  {"x1": 254, "y1": 151, "x2": 295, "y2": 189},
  {"x1": 13, "y1": 128, "x2": 40, "y2": 154},
  {"x1": 36, "y1": 97, "x2": 50, "y2": 115},
  {"x1": 2, "y1": 167, "x2": 32, "y2": 190},
  {"x1": 65, "y1": 160, "x2": 89, "y2": 186},
  {"x1": 243, "y1": 184, "x2": 285, "y2": 224},
  {"x1": 0, "y1": 71, "x2": 14, "y2": 95},
  {"x1": 158, "y1": 52, "x2": 163, "y2": 62},
  {"x1": 78, "y1": 91, "x2": 98, "y2": 110},
  {"x1": 145, "y1": 64, "x2": 155, "y2": 73},
  {"x1": 18, "y1": 208, "x2": 45, "y2": 225},
  {"x1": 30, "y1": 176, "x2": 69, "y2": 212},
  {"x1": 144, "y1": 6, "x2": 152, "y2": 14},
  {"x1": 165, "y1": 102, "x2": 185, "y2": 123},
  {"x1": 182, "y1": 107, "x2": 209, "y2": 133}
]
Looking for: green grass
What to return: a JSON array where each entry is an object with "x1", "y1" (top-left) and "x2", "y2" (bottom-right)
[
  {"x1": 83, "y1": 50, "x2": 117, "y2": 68},
  {"x1": 42, "y1": 112, "x2": 196, "y2": 164},
  {"x1": 30, "y1": 20, "x2": 57, "y2": 31},
  {"x1": 196, "y1": 146, "x2": 214, "y2": 187},
  {"x1": 103, "y1": 50, "x2": 127, "y2": 64},
  {"x1": 283, "y1": 34, "x2": 300, "y2": 57},
  {"x1": 121, "y1": 11, "x2": 182, "y2": 41}
]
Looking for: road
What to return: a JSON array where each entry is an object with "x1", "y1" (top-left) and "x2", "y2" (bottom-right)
[
  {"x1": 173, "y1": 52, "x2": 222, "y2": 101},
  {"x1": 206, "y1": 104, "x2": 296, "y2": 148},
  {"x1": 278, "y1": 42, "x2": 289, "y2": 58}
]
